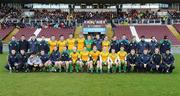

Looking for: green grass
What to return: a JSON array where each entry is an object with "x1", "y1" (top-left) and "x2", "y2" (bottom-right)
[{"x1": 0, "y1": 53, "x2": 180, "y2": 96}]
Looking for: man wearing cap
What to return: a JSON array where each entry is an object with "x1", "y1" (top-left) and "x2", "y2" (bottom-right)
[{"x1": 160, "y1": 36, "x2": 172, "y2": 54}]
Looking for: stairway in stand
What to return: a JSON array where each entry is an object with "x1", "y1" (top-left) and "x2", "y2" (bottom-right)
[
  {"x1": 3, "y1": 27, "x2": 20, "y2": 43},
  {"x1": 167, "y1": 25, "x2": 180, "y2": 40},
  {"x1": 106, "y1": 24, "x2": 114, "y2": 40},
  {"x1": 74, "y1": 26, "x2": 83, "y2": 38}
]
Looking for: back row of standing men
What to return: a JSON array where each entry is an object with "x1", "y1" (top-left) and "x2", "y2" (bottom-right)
[{"x1": 8, "y1": 34, "x2": 171, "y2": 54}]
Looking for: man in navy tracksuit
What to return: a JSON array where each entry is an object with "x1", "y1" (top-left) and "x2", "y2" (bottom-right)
[
  {"x1": 138, "y1": 49, "x2": 151, "y2": 72},
  {"x1": 160, "y1": 36, "x2": 171, "y2": 54},
  {"x1": 93, "y1": 34, "x2": 102, "y2": 51},
  {"x1": 50, "y1": 46, "x2": 61, "y2": 72},
  {"x1": 5, "y1": 50, "x2": 19, "y2": 72},
  {"x1": 162, "y1": 49, "x2": 175, "y2": 73},
  {"x1": 149, "y1": 36, "x2": 159, "y2": 55},
  {"x1": 60, "y1": 47, "x2": 70, "y2": 72},
  {"x1": 110, "y1": 36, "x2": 119, "y2": 52},
  {"x1": 29, "y1": 35, "x2": 39, "y2": 53},
  {"x1": 19, "y1": 35, "x2": 29, "y2": 52},
  {"x1": 39, "y1": 36, "x2": 49, "y2": 54},
  {"x1": 39, "y1": 50, "x2": 51, "y2": 71},
  {"x1": 150, "y1": 48, "x2": 162, "y2": 72},
  {"x1": 118, "y1": 35, "x2": 129, "y2": 52},
  {"x1": 137, "y1": 36, "x2": 149, "y2": 54},
  {"x1": 128, "y1": 36, "x2": 138, "y2": 53},
  {"x1": 9, "y1": 36, "x2": 19, "y2": 53},
  {"x1": 50, "y1": 48, "x2": 61, "y2": 64},
  {"x1": 126, "y1": 49, "x2": 138, "y2": 72},
  {"x1": 17, "y1": 49, "x2": 28, "y2": 71}
]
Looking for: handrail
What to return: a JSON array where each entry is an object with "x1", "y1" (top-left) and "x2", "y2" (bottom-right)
[{"x1": 3, "y1": 18, "x2": 180, "y2": 26}]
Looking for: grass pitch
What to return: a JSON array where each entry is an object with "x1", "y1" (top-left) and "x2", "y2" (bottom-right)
[{"x1": 0, "y1": 53, "x2": 180, "y2": 96}]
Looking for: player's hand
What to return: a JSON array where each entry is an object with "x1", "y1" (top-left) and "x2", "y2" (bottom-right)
[
  {"x1": 34, "y1": 64, "x2": 38, "y2": 67},
  {"x1": 144, "y1": 64, "x2": 147, "y2": 68},
  {"x1": 167, "y1": 64, "x2": 170, "y2": 67},
  {"x1": 156, "y1": 65, "x2": 159, "y2": 68},
  {"x1": 14, "y1": 63, "x2": 18, "y2": 66}
]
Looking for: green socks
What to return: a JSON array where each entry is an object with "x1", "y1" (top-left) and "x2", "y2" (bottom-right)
[
  {"x1": 123, "y1": 65, "x2": 127, "y2": 72},
  {"x1": 118, "y1": 65, "x2": 121, "y2": 73},
  {"x1": 112, "y1": 65, "x2": 117, "y2": 73},
  {"x1": 69, "y1": 64, "x2": 73, "y2": 72},
  {"x1": 75, "y1": 64, "x2": 79, "y2": 72}
]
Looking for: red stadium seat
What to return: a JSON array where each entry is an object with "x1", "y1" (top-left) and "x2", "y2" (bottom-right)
[
  {"x1": 113, "y1": 25, "x2": 132, "y2": 40},
  {"x1": 135, "y1": 25, "x2": 180, "y2": 45},
  {"x1": 14, "y1": 27, "x2": 36, "y2": 40},
  {"x1": 38, "y1": 28, "x2": 75, "y2": 39}
]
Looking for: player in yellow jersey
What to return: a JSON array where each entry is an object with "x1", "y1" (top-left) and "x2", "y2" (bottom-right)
[
  {"x1": 102, "y1": 36, "x2": 110, "y2": 49},
  {"x1": 67, "y1": 34, "x2": 76, "y2": 51},
  {"x1": 117, "y1": 46, "x2": 127, "y2": 72},
  {"x1": 108, "y1": 49, "x2": 119, "y2": 73},
  {"x1": 69, "y1": 47, "x2": 81, "y2": 72},
  {"x1": 79, "y1": 47, "x2": 90, "y2": 72},
  {"x1": 99, "y1": 47, "x2": 109, "y2": 73},
  {"x1": 89, "y1": 46, "x2": 100, "y2": 73},
  {"x1": 48, "y1": 35, "x2": 57, "y2": 53},
  {"x1": 57, "y1": 35, "x2": 66, "y2": 53},
  {"x1": 76, "y1": 34, "x2": 85, "y2": 51}
]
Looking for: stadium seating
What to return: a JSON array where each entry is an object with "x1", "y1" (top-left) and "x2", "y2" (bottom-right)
[
  {"x1": 14, "y1": 27, "x2": 36, "y2": 40},
  {"x1": 135, "y1": 25, "x2": 180, "y2": 45},
  {"x1": 113, "y1": 25, "x2": 132, "y2": 40},
  {"x1": 38, "y1": 28, "x2": 75, "y2": 39},
  {"x1": 0, "y1": 27, "x2": 14, "y2": 39},
  {"x1": 174, "y1": 24, "x2": 180, "y2": 33}
]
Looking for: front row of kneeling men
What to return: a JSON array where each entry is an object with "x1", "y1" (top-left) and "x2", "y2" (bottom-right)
[{"x1": 5, "y1": 46, "x2": 175, "y2": 73}]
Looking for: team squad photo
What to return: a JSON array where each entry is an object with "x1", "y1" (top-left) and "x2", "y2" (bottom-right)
[
  {"x1": 0, "y1": 1, "x2": 180, "y2": 96},
  {"x1": 5, "y1": 34, "x2": 175, "y2": 73}
]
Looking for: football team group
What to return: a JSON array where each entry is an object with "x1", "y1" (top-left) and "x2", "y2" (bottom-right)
[{"x1": 4, "y1": 33, "x2": 175, "y2": 73}]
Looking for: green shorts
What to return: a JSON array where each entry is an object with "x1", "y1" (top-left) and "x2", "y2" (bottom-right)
[
  {"x1": 120, "y1": 60, "x2": 126, "y2": 65},
  {"x1": 102, "y1": 61, "x2": 107, "y2": 65},
  {"x1": 82, "y1": 60, "x2": 88, "y2": 65}
]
